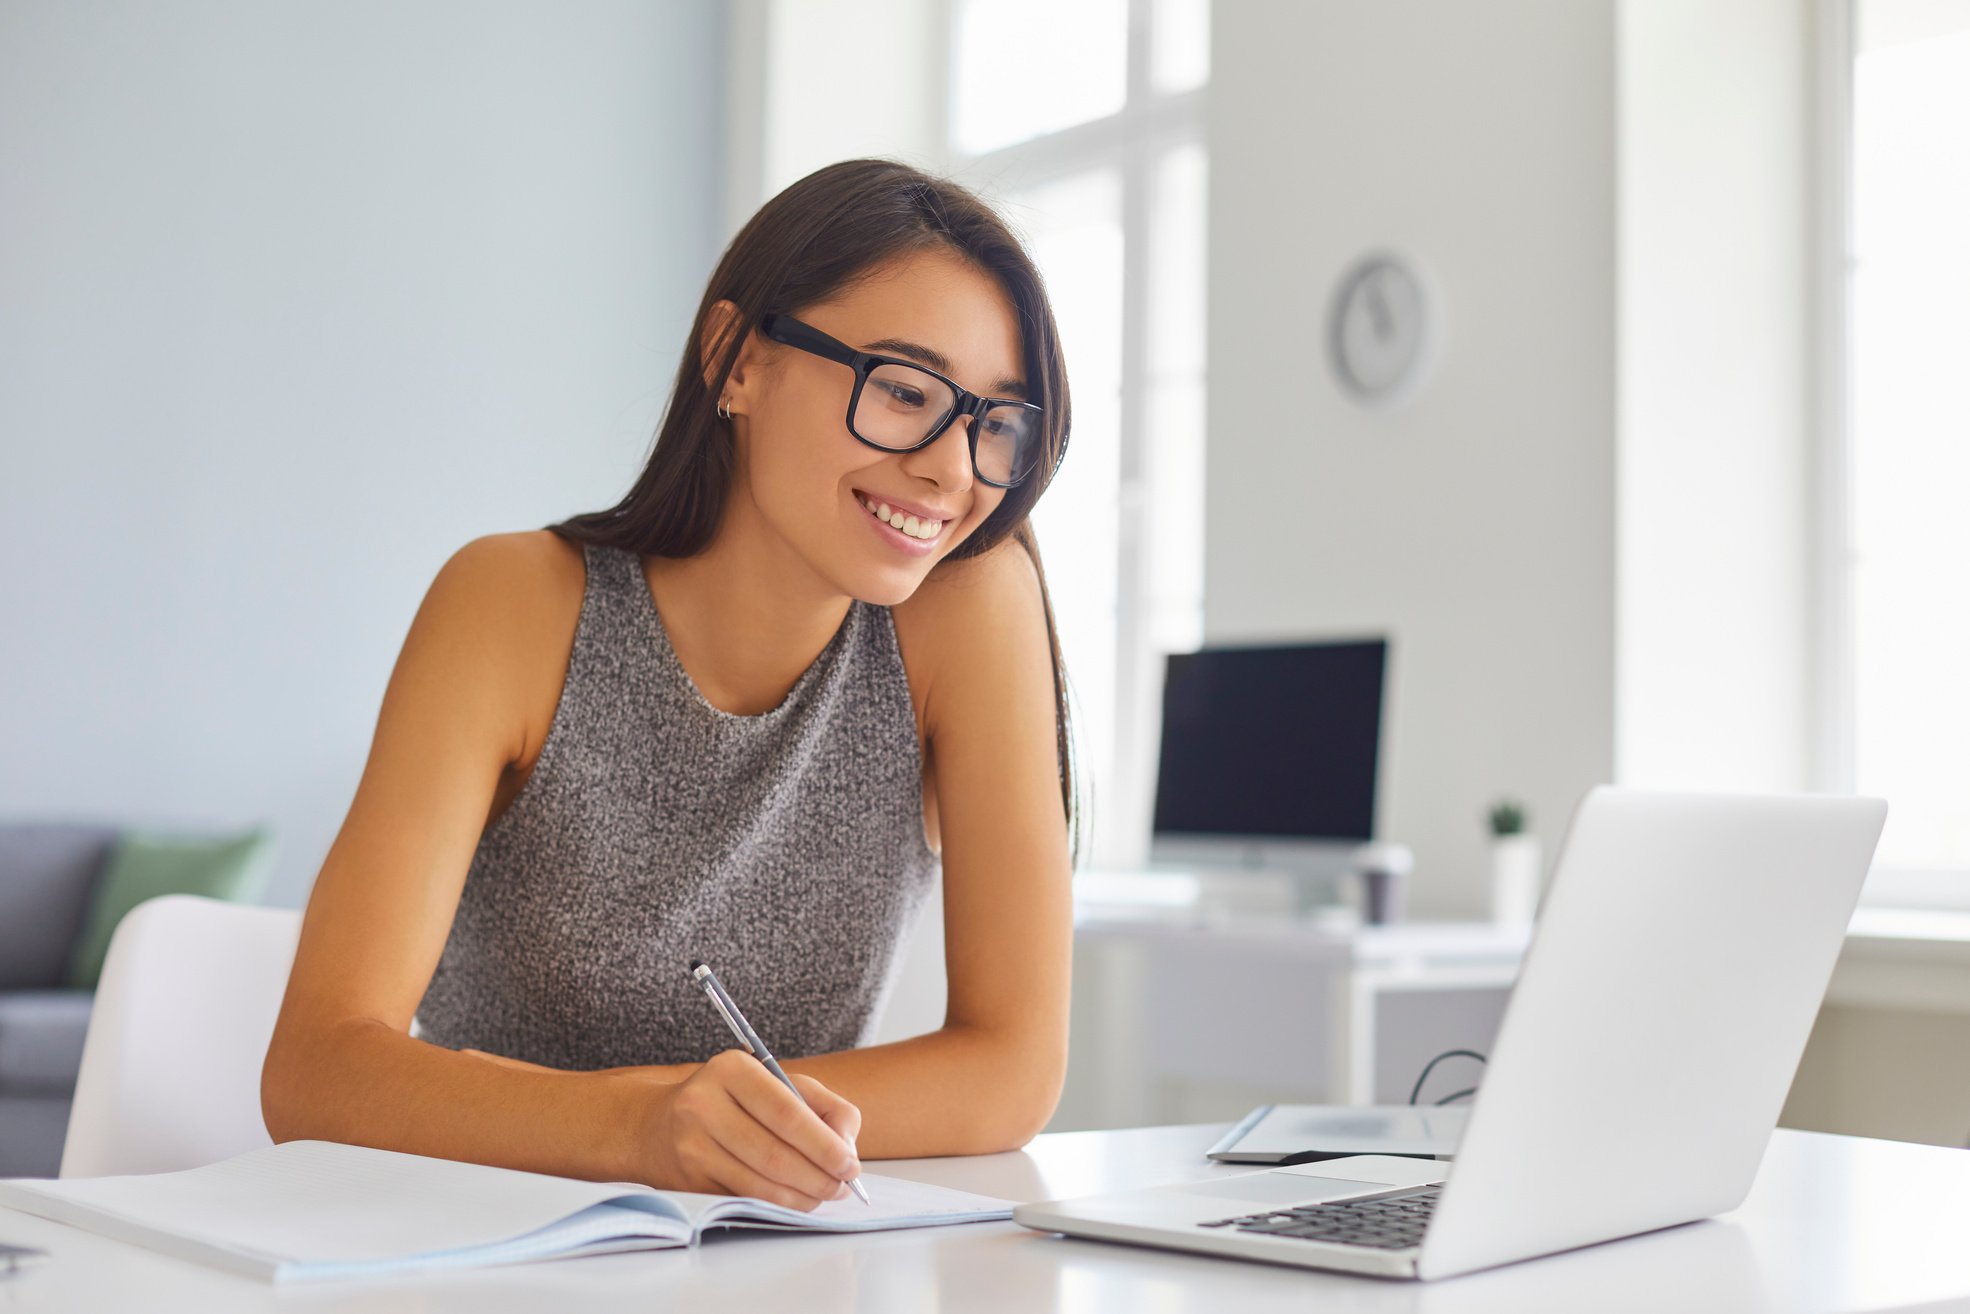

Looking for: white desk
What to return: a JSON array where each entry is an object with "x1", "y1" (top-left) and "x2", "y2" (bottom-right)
[
  {"x1": 5, "y1": 1123, "x2": 1968, "y2": 1312},
  {"x1": 1067, "y1": 872, "x2": 1529, "y2": 1119}
]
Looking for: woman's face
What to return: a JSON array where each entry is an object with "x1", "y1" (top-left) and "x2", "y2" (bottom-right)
[{"x1": 725, "y1": 247, "x2": 1023, "y2": 607}]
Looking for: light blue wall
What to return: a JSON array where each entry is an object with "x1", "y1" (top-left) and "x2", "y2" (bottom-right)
[{"x1": 0, "y1": 1, "x2": 728, "y2": 905}]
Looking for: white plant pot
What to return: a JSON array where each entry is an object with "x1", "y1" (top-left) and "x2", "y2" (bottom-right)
[{"x1": 1489, "y1": 834, "x2": 1542, "y2": 925}]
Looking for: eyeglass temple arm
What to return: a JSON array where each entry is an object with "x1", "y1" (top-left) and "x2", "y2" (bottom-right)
[{"x1": 760, "y1": 313, "x2": 859, "y2": 368}]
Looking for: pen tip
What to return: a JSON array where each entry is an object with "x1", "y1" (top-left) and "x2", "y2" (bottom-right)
[
  {"x1": 850, "y1": 1178, "x2": 871, "y2": 1206},
  {"x1": 688, "y1": 959, "x2": 706, "y2": 972}
]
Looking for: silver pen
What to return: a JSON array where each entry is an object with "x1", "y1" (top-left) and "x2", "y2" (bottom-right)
[{"x1": 689, "y1": 960, "x2": 871, "y2": 1206}]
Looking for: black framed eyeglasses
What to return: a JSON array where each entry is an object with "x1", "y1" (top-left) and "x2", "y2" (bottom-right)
[{"x1": 759, "y1": 312, "x2": 1045, "y2": 489}]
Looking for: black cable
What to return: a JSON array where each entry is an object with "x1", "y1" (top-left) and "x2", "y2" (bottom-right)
[
  {"x1": 1433, "y1": 1087, "x2": 1479, "y2": 1106},
  {"x1": 1408, "y1": 1048, "x2": 1487, "y2": 1106}
]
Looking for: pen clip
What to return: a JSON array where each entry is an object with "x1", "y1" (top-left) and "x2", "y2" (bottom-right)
[{"x1": 699, "y1": 978, "x2": 756, "y2": 1055}]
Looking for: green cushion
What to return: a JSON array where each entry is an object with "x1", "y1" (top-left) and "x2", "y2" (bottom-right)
[{"x1": 63, "y1": 828, "x2": 275, "y2": 989}]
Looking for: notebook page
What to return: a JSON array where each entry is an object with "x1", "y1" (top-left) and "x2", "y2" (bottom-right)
[
  {"x1": 693, "y1": 1173, "x2": 1015, "y2": 1234},
  {"x1": 0, "y1": 1140, "x2": 684, "y2": 1264},
  {"x1": 279, "y1": 1202, "x2": 688, "y2": 1282}
]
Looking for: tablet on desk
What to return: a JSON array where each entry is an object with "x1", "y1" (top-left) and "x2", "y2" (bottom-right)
[{"x1": 1206, "y1": 1104, "x2": 1468, "y2": 1164}]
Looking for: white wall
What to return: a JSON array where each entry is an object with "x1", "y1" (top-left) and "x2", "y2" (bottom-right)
[
  {"x1": 1207, "y1": 0, "x2": 1619, "y2": 918},
  {"x1": 0, "y1": 0, "x2": 727, "y2": 907},
  {"x1": 722, "y1": 0, "x2": 947, "y2": 230}
]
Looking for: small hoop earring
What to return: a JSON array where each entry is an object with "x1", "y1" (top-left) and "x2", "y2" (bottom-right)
[{"x1": 716, "y1": 398, "x2": 732, "y2": 422}]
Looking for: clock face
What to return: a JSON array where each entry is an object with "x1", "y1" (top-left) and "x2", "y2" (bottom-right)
[{"x1": 1327, "y1": 254, "x2": 1432, "y2": 403}]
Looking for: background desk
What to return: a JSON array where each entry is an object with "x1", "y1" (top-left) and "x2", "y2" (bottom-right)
[
  {"x1": 1059, "y1": 871, "x2": 1530, "y2": 1126},
  {"x1": 4, "y1": 1124, "x2": 1968, "y2": 1312}
]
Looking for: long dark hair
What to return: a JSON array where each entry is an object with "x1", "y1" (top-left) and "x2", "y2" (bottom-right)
[{"x1": 550, "y1": 158, "x2": 1079, "y2": 861}]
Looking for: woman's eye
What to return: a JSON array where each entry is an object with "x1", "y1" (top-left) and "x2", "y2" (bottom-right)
[{"x1": 878, "y1": 382, "x2": 925, "y2": 408}]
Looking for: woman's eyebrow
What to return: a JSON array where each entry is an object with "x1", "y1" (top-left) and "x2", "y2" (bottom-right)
[{"x1": 860, "y1": 336, "x2": 1028, "y2": 400}]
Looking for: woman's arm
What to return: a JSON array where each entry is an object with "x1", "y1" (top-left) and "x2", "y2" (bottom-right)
[
  {"x1": 781, "y1": 537, "x2": 1074, "y2": 1157},
  {"x1": 261, "y1": 534, "x2": 859, "y2": 1208}
]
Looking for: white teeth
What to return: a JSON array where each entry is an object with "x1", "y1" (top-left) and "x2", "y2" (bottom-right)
[{"x1": 858, "y1": 494, "x2": 941, "y2": 540}]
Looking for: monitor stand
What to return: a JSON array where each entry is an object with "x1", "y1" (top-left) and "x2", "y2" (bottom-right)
[{"x1": 1144, "y1": 836, "x2": 1413, "y2": 923}]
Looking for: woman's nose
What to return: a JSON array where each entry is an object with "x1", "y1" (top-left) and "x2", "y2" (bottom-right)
[{"x1": 905, "y1": 413, "x2": 976, "y2": 491}]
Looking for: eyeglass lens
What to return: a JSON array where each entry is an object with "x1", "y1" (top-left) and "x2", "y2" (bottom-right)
[{"x1": 856, "y1": 362, "x2": 1040, "y2": 485}]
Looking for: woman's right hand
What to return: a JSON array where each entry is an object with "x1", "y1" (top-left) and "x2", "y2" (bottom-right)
[{"x1": 630, "y1": 1049, "x2": 863, "y2": 1210}]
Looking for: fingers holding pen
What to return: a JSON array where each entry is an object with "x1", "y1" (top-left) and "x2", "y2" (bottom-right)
[
  {"x1": 789, "y1": 1072, "x2": 864, "y2": 1151},
  {"x1": 701, "y1": 1137, "x2": 843, "y2": 1211},
  {"x1": 655, "y1": 1051, "x2": 858, "y2": 1209},
  {"x1": 665, "y1": 1071, "x2": 843, "y2": 1205},
  {"x1": 685, "y1": 962, "x2": 868, "y2": 1203},
  {"x1": 718, "y1": 1054, "x2": 862, "y2": 1185}
]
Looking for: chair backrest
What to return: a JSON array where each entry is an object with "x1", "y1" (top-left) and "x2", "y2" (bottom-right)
[{"x1": 59, "y1": 894, "x2": 301, "y2": 1178}]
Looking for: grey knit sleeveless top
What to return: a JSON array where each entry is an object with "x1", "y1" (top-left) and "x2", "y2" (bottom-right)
[{"x1": 414, "y1": 543, "x2": 939, "y2": 1069}]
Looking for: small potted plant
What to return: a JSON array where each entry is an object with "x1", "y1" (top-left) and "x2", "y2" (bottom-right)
[{"x1": 1486, "y1": 799, "x2": 1540, "y2": 925}]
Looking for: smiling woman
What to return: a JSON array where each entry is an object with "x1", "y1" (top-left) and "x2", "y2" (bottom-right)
[{"x1": 260, "y1": 160, "x2": 1078, "y2": 1212}]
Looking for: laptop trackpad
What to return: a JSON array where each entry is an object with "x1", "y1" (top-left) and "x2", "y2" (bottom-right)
[{"x1": 1186, "y1": 1173, "x2": 1392, "y2": 1206}]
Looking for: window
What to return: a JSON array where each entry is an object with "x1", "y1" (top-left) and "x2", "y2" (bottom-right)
[
  {"x1": 947, "y1": 0, "x2": 1209, "y2": 867},
  {"x1": 1836, "y1": 1, "x2": 1970, "y2": 902}
]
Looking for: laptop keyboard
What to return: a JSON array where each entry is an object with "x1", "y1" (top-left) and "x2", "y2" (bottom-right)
[{"x1": 1197, "y1": 1185, "x2": 1441, "y2": 1250}]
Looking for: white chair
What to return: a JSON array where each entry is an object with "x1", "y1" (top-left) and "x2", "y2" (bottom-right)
[{"x1": 59, "y1": 894, "x2": 301, "y2": 1178}]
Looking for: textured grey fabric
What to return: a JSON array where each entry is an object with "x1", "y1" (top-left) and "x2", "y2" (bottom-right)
[
  {"x1": 415, "y1": 543, "x2": 939, "y2": 1069},
  {"x1": 0, "y1": 990, "x2": 92, "y2": 1096},
  {"x1": 0, "y1": 823, "x2": 117, "y2": 989}
]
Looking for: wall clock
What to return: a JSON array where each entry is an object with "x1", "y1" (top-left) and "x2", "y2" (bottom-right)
[{"x1": 1326, "y1": 252, "x2": 1435, "y2": 405}]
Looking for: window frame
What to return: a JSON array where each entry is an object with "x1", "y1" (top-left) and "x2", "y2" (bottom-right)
[
  {"x1": 1817, "y1": 0, "x2": 1970, "y2": 910},
  {"x1": 941, "y1": 0, "x2": 1208, "y2": 869}
]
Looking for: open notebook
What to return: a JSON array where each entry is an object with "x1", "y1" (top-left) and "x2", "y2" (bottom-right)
[{"x1": 0, "y1": 1139, "x2": 1015, "y2": 1282}]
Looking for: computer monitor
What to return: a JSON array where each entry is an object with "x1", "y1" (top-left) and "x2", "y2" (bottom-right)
[{"x1": 1149, "y1": 637, "x2": 1388, "y2": 877}]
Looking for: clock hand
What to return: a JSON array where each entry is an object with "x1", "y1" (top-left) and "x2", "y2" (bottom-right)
[{"x1": 1365, "y1": 270, "x2": 1394, "y2": 339}]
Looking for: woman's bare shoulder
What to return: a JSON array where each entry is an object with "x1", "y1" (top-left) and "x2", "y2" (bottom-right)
[
  {"x1": 896, "y1": 535, "x2": 1042, "y2": 619},
  {"x1": 890, "y1": 536, "x2": 1049, "y2": 735},
  {"x1": 437, "y1": 529, "x2": 585, "y2": 605},
  {"x1": 419, "y1": 530, "x2": 588, "y2": 761}
]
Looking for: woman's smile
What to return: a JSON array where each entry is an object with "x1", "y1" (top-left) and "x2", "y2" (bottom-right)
[{"x1": 853, "y1": 488, "x2": 949, "y2": 553}]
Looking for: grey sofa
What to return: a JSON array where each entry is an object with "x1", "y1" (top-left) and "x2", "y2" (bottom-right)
[{"x1": 0, "y1": 823, "x2": 117, "y2": 1178}]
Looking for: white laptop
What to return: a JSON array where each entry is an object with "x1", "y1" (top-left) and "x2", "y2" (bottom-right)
[{"x1": 1016, "y1": 787, "x2": 1887, "y2": 1281}]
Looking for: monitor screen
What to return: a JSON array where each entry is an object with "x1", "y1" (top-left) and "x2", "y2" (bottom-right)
[{"x1": 1152, "y1": 638, "x2": 1386, "y2": 842}]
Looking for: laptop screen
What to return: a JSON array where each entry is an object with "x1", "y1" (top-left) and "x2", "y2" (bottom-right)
[{"x1": 1152, "y1": 639, "x2": 1386, "y2": 841}]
